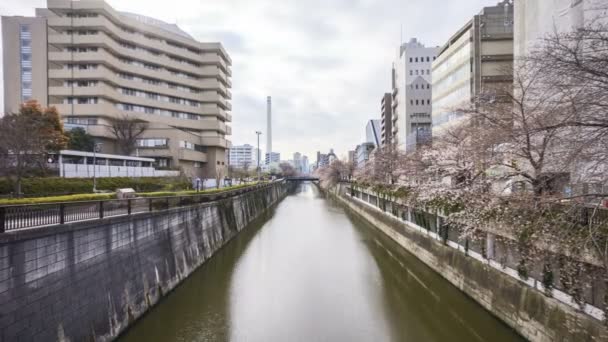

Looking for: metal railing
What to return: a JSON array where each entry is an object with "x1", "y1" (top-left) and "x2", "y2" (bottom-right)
[{"x1": 0, "y1": 182, "x2": 277, "y2": 233}]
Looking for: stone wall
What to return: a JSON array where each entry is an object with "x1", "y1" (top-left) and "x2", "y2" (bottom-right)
[
  {"x1": 0, "y1": 182, "x2": 287, "y2": 342},
  {"x1": 331, "y1": 185, "x2": 607, "y2": 342}
]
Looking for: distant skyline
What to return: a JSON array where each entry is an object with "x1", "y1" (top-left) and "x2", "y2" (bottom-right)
[{"x1": 0, "y1": 0, "x2": 500, "y2": 159}]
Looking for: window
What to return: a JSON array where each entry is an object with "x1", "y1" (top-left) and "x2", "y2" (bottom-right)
[
  {"x1": 427, "y1": 69, "x2": 430, "y2": 75},
  {"x1": 194, "y1": 161, "x2": 202, "y2": 168},
  {"x1": 409, "y1": 70, "x2": 413, "y2": 76},
  {"x1": 409, "y1": 58, "x2": 412, "y2": 63},
  {"x1": 427, "y1": 99, "x2": 430, "y2": 105},
  {"x1": 155, "y1": 158, "x2": 169, "y2": 167},
  {"x1": 137, "y1": 138, "x2": 168, "y2": 148},
  {"x1": 180, "y1": 141, "x2": 195, "y2": 150},
  {"x1": 410, "y1": 100, "x2": 413, "y2": 105},
  {"x1": 20, "y1": 24, "x2": 32, "y2": 101},
  {"x1": 65, "y1": 117, "x2": 98, "y2": 125},
  {"x1": 427, "y1": 84, "x2": 430, "y2": 89},
  {"x1": 415, "y1": 70, "x2": 419, "y2": 75},
  {"x1": 426, "y1": 57, "x2": 430, "y2": 62},
  {"x1": 433, "y1": 56, "x2": 436, "y2": 60},
  {"x1": 416, "y1": 100, "x2": 419, "y2": 105}
]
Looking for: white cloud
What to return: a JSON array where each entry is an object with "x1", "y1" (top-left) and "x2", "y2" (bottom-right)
[{"x1": 0, "y1": 0, "x2": 500, "y2": 161}]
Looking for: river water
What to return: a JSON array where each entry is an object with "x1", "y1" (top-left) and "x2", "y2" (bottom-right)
[{"x1": 119, "y1": 183, "x2": 523, "y2": 342}]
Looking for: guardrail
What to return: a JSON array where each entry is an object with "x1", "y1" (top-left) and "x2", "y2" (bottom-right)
[{"x1": 0, "y1": 181, "x2": 279, "y2": 233}]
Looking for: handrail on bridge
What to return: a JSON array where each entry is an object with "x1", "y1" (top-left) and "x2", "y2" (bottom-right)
[{"x1": 0, "y1": 180, "x2": 283, "y2": 233}]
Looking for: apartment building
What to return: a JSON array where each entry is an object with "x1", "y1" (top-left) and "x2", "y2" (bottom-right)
[
  {"x1": 2, "y1": 0, "x2": 232, "y2": 178},
  {"x1": 229, "y1": 144, "x2": 260, "y2": 169},
  {"x1": 431, "y1": 0, "x2": 513, "y2": 135},
  {"x1": 379, "y1": 93, "x2": 393, "y2": 146},
  {"x1": 392, "y1": 38, "x2": 439, "y2": 151}
]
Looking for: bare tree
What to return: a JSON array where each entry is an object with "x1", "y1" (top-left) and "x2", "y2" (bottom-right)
[{"x1": 110, "y1": 115, "x2": 148, "y2": 155}]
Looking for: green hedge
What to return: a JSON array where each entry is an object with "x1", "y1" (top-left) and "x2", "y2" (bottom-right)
[
  {"x1": 0, "y1": 193, "x2": 115, "y2": 205},
  {"x1": 0, "y1": 177, "x2": 191, "y2": 196}
]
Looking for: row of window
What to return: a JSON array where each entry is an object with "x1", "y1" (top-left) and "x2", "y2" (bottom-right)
[
  {"x1": 119, "y1": 57, "x2": 200, "y2": 80},
  {"x1": 410, "y1": 69, "x2": 431, "y2": 76},
  {"x1": 410, "y1": 99, "x2": 431, "y2": 106},
  {"x1": 64, "y1": 117, "x2": 98, "y2": 125},
  {"x1": 136, "y1": 138, "x2": 168, "y2": 148},
  {"x1": 119, "y1": 87, "x2": 201, "y2": 108},
  {"x1": 66, "y1": 63, "x2": 98, "y2": 70},
  {"x1": 118, "y1": 41, "x2": 202, "y2": 68},
  {"x1": 409, "y1": 56, "x2": 436, "y2": 63},
  {"x1": 118, "y1": 72, "x2": 202, "y2": 94},
  {"x1": 64, "y1": 97, "x2": 98, "y2": 104},
  {"x1": 410, "y1": 84, "x2": 431, "y2": 90},
  {"x1": 65, "y1": 80, "x2": 99, "y2": 87},
  {"x1": 65, "y1": 47, "x2": 98, "y2": 53},
  {"x1": 116, "y1": 103, "x2": 200, "y2": 120}
]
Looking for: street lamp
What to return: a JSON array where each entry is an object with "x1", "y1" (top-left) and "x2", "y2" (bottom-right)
[
  {"x1": 255, "y1": 131, "x2": 262, "y2": 181},
  {"x1": 92, "y1": 142, "x2": 102, "y2": 193}
]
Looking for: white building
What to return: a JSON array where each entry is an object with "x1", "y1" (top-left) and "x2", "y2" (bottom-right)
[
  {"x1": 392, "y1": 38, "x2": 439, "y2": 151},
  {"x1": 265, "y1": 152, "x2": 280, "y2": 165},
  {"x1": 514, "y1": 0, "x2": 607, "y2": 58},
  {"x1": 302, "y1": 155, "x2": 309, "y2": 174},
  {"x1": 229, "y1": 144, "x2": 260, "y2": 169}
]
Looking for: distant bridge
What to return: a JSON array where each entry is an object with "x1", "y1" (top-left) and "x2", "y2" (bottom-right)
[{"x1": 285, "y1": 176, "x2": 320, "y2": 182}]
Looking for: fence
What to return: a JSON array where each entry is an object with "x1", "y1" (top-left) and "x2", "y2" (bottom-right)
[
  {"x1": 347, "y1": 186, "x2": 607, "y2": 320},
  {"x1": 0, "y1": 182, "x2": 277, "y2": 232}
]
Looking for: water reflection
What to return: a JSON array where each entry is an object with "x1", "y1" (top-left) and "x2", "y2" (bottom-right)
[{"x1": 119, "y1": 183, "x2": 523, "y2": 342}]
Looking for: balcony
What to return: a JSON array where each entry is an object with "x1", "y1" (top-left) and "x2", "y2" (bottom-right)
[
  {"x1": 201, "y1": 137, "x2": 229, "y2": 148},
  {"x1": 178, "y1": 149, "x2": 207, "y2": 162}
]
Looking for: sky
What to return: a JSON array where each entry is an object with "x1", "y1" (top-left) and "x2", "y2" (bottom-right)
[{"x1": 0, "y1": 0, "x2": 499, "y2": 161}]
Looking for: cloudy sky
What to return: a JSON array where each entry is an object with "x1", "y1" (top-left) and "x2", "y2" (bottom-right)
[{"x1": 0, "y1": 0, "x2": 499, "y2": 161}]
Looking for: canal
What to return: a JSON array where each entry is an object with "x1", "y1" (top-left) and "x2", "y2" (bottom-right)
[{"x1": 119, "y1": 183, "x2": 524, "y2": 342}]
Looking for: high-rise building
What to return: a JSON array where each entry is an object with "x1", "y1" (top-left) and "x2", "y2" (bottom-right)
[
  {"x1": 514, "y1": 0, "x2": 607, "y2": 58},
  {"x1": 355, "y1": 143, "x2": 375, "y2": 167},
  {"x1": 365, "y1": 119, "x2": 381, "y2": 148},
  {"x1": 229, "y1": 144, "x2": 259, "y2": 169},
  {"x1": 2, "y1": 0, "x2": 232, "y2": 178},
  {"x1": 432, "y1": 0, "x2": 514, "y2": 135},
  {"x1": 348, "y1": 150, "x2": 355, "y2": 164},
  {"x1": 266, "y1": 96, "x2": 273, "y2": 165},
  {"x1": 293, "y1": 152, "x2": 302, "y2": 172},
  {"x1": 380, "y1": 93, "x2": 392, "y2": 146},
  {"x1": 301, "y1": 155, "x2": 309, "y2": 174},
  {"x1": 392, "y1": 38, "x2": 439, "y2": 151}
]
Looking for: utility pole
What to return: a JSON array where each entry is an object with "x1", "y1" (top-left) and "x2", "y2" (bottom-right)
[
  {"x1": 92, "y1": 142, "x2": 102, "y2": 192},
  {"x1": 255, "y1": 131, "x2": 262, "y2": 181}
]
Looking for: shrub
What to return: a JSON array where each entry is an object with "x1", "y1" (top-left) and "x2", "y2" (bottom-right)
[{"x1": 0, "y1": 193, "x2": 115, "y2": 205}]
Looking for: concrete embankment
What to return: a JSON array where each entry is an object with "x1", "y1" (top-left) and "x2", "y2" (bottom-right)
[
  {"x1": 0, "y1": 182, "x2": 288, "y2": 342},
  {"x1": 328, "y1": 184, "x2": 607, "y2": 342}
]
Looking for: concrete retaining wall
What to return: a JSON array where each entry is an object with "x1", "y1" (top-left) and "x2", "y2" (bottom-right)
[
  {"x1": 331, "y1": 185, "x2": 607, "y2": 342},
  {"x1": 0, "y1": 182, "x2": 287, "y2": 342}
]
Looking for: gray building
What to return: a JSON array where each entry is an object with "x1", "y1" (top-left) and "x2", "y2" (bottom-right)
[
  {"x1": 2, "y1": 0, "x2": 232, "y2": 178},
  {"x1": 355, "y1": 143, "x2": 375, "y2": 167},
  {"x1": 380, "y1": 93, "x2": 393, "y2": 146},
  {"x1": 432, "y1": 0, "x2": 514, "y2": 135}
]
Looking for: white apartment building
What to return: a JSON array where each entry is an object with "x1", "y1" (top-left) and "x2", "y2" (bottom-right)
[
  {"x1": 392, "y1": 38, "x2": 439, "y2": 151},
  {"x1": 229, "y1": 144, "x2": 260, "y2": 169},
  {"x1": 2, "y1": 0, "x2": 232, "y2": 178}
]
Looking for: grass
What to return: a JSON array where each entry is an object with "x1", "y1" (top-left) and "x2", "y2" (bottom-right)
[{"x1": 0, "y1": 182, "x2": 262, "y2": 205}]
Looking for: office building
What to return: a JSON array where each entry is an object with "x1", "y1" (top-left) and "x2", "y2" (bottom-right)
[
  {"x1": 302, "y1": 155, "x2": 309, "y2": 174},
  {"x1": 293, "y1": 152, "x2": 302, "y2": 172},
  {"x1": 355, "y1": 143, "x2": 375, "y2": 167},
  {"x1": 380, "y1": 93, "x2": 393, "y2": 146},
  {"x1": 265, "y1": 152, "x2": 280, "y2": 165},
  {"x1": 432, "y1": 0, "x2": 514, "y2": 135},
  {"x1": 365, "y1": 119, "x2": 382, "y2": 148},
  {"x1": 392, "y1": 38, "x2": 439, "y2": 151},
  {"x1": 229, "y1": 144, "x2": 260, "y2": 169},
  {"x1": 348, "y1": 150, "x2": 355, "y2": 164},
  {"x1": 2, "y1": 0, "x2": 232, "y2": 178}
]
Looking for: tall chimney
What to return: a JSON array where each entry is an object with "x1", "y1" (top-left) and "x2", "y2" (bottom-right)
[{"x1": 266, "y1": 96, "x2": 272, "y2": 164}]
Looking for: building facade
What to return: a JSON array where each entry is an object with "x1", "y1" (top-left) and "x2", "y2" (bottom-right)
[
  {"x1": 514, "y1": 0, "x2": 607, "y2": 58},
  {"x1": 2, "y1": 0, "x2": 232, "y2": 178},
  {"x1": 229, "y1": 144, "x2": 259, "y2": 169},
  {"x1": 380, "y1": 93, "x2": 393, "y2": 146},
  {"x1": 432, "y1": 0, "x2": 514, "y2": 135},
  {"x1": 365, "y1": 119, "x2": 381, "y2": 147},
  {"x1": 355, "y1": 143, "x2": 375, "y2": 167},
  {"x1": 392, "y1": 38, "x2": 439, "y2": 151},
  {"x1": 265, "y1": 152, "x2": 280, "y2": 165}
]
